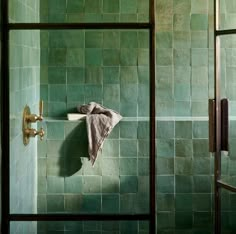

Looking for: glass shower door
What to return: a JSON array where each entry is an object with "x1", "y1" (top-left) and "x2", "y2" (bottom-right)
[{"x1": 213, "y1": 0, "x2": 236, "y2": 233}]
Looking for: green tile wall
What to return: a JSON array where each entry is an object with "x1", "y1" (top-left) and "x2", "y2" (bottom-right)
[
  {"x1": 156, "y1": 120, "x2": 213, "y2": 233},
  {"x1": 9, "y1": 1, "x2": 40, "y2": 234},
  {"x1": 38, "y1": 0, "x2": 149, "y2": 23},
  {"x1": 40, "y1": 29, "x2": 150, "y2": 118},
  {"x1": 37, "y1": 119, "x2": 150, "y2": 233}
]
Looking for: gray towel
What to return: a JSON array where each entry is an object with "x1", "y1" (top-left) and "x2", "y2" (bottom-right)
[{"x1": 78, "y1": 102, "x2": 122, "y2": 166}]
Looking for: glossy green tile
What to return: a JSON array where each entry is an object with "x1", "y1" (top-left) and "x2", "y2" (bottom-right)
[
  {"x1": 175, "y1": 139, "x2": 193, "y2": 157},
  {"x1": 47, "y1": 176, "x2": 64, "y2": 194},
  {"x1": 156, "y1": 49, "x2": 173, "y2": 65},
  {"x1": 156, "y1": 194, "x2": 175, "y2": 211},
  {"x1": 138, "y1": 140, "x2": 149, "y2": 157},
  {"x1": 49, "y1": 85, "x2": 66, "y2": 102},
  {"x1": 175, "y1": 211, "x2": 193, "y2": 228},
  {"x1": 173, "y1": 14, "x2": 190, "y2": 31},
  {"x1": 120, "y1": 49, "x2": 138, "y2": 66},
  {"x1": 156, "y1": 32, "x2": 173, "y2": 48},
  {"x1": 64, "y1": 195, "x2": 83, "y2": 212},
  {"x1": 101, "y1": 139, "x2": 119, "y2": 157},
  {"x1": 193, "y1": 139, "x2": 209, "y2": 157},
  {"x1": 48, "y1": 48, "x2": 66, "y2": 66},
  {"x1": 67, "y1": 68, "x2": 85, "y2": 84},
  {"x1": 175, "y1": 175, "x2": 193, "y2": 193},
  {"x1": 47, "y1": 122, "x2": 64, "y2": 140},
  {"x1": 156, "y1": 139, "x2": 175, "y2": 158},
  {"x1": 120, "y1": 158, "x2": 137, "y2": 175},
  {"x1": 193, "y1": 121, "x2": 208, "y2": 138},
  {"x1": 37, "y1": 195, "x2": 47, "y2": 213},
  {"x1": 102, "y1": 194, "x2": 119, "y2": 213},
  {"x1": 103, "y1": 67, "x2": 120, "y2": 84},
  {"x1": 191, "y1": 31, "x2": 208, "y2": 48},
  {"x1": 137, "y1": 121, "x2": 149, "y2": 139},
  {"x1": 193, "y1": 176, "x2": 211, "y2": 193},
  {"x1": 120, "y1": 122, "x2": 138, "y2": 139},
  {"x1": 173, "y1": 31, "x2": 191, "y2": 48},
  {"x1": 175, "y1": 121, "x2": 192, "y2": 139},
  {"x1": 120, "y1": 31, "x2": 138, "y2": 48},
  {"x1": 156, "y1": 176, "x2": 174, "y2": 193},
  {"x1": 67, "y1": 84, "x2": 84, "y2": 102},
  {"x1": 193, "y1": 158, "x2": 211, "y2": 175},
  {"x1": 138, "y1": 158, "x2": 149, "y2": 176},
  {"x1": 173, "y1": 0, "x2": 191, "y2": 14},
  {"x1": 156, "y1": 157, "x2": 174, "y2": 175},
  {"x1": 120, "y1": 0, "x2": 137, "y2": 13},
  {"x1": 65, "y1": 176, "x2": 83, "y2": 193},
  {"x1": 66, "y1": 48, "x2": 84, "y2": 66},
  {"x1": 175, "y1": 194, "x2": 192, "y2": 211},
  {"x1": 175, "y1": 157, "x2": 193, "y2": 175},
  {"x1": 174, "y1": 82, "x2": 191, "y2": 101},
  {"x1": 47, "y1": 195, "x2": 64, "y2": 212},
  {"x1": 120, "y1": 66, "x2": 138, "y2": 83},
  {"x1": 102, "y1": 176, "x2": 119, "y2": 193},
  {"x1": 193, "y1": 194, "x2": 211, "y2": 211},
  {"x1": 191, "y1": 14, "x2": 208, "y2": 30},
  {"x1": 174, "y1": 49, "x2": 190, "y2": 65},
  {"x1": 120, "y1": 140, "x2": 138, "y2": 157},
  {"x1": 103, "y1": 49, "x2": 120, "y2": 66},
  {"x1": 67, "y1": 0, "x2": 84, "y2": 13},
  {"x1": 120, "y1": 176, "x2": 138, "y2": 193},
  {"x1": 84, "y1": 84, "x2": 103, "y2": 101},
  {"x1": 38, "y1": 176, "x2": 47, "y2": 194},
  {"x1": 101, "y1": 158, "x2": 119, "y2": 176},
  {"x1": 103, "y1": 31, "x2": 120, "y2": 48},
  {"x1": 156, "y1": 212, "x2": 175, "y2": 230},
  {"x1": 84, "y1": 0, "x2": 102, "y2": 13},
  {"x1": 85, "y1": 31, "x2": 103, "y2": 48},
  {"x1": 48, "y1": 67, "x2": 66, "y2": 84},
  {"x1": 83, "y1": 176, "x2": 101, "y2": 193},
  {"x1": 103, "y1": 0, "x2": 119, "y2": 13},
  {"x1": 103, "y1": 84, "x2": 120, "y2": 110},
  {"x1": 48, "y1": 0, "x2": 66, "y2": 14},
  {"x1": 81, "y1": 195, "x2": 101, "y2": 213},
  {"x1": 85, "y1": 67, "x2": 102, "y2": 84},
  {"x1": 85, "y1": 49, "x2": 102, "y2": 65},
  {"x1": 191, "y1": 49, "x2": 208, "y2": 66}
]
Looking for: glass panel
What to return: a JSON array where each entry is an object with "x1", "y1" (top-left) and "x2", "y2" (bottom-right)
[
  {"x1": 8, "y1": 0, "x2": 149, "y2": 23},
  {"x1": 155, "y1": 0, "x2": 213, "y2": 233},
  {"x1": 10, "y1": 29, "x2": 150, "y2": 214},
  {"x1": 219, "y1": 35, "x2": 236, "y2": 188},
  {"x1": 221, "y1": 188, "x2": 236, "y2": 233},
  {"x1": 10, "y1": 221, "x2": 149, "y2": 234},
  {"x1": 219, "y1": 0, "x2": 236, "y2": 30}
]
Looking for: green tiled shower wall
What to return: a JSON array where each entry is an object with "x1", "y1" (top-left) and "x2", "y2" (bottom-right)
[
  {"x1": 9, "y1": 1, "x2": 40, "y2": 234},
  {"x1": 40, "y1": 29, "x2": 150, "y2": 118},
  {"x1": 39, "y1": 0, "x2": 149, "y2": 23}
]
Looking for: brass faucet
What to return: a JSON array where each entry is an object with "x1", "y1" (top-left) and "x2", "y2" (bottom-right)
[
  {"x1": 23, "y1": 100, "x2": 45, "y2": 145},
  {"x1": 24, "y1": 127, "x2": 45, "y2": 140},
  {"x1": 26, "y1": 100, "x2": 43, "y2": 122}
]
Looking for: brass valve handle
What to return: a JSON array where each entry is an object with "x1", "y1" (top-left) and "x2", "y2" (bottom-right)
[
  {"x1": 37, "y1": 127, "x2": 45, "y2": 141},
  {"x1": 39, "y1": 100, "x2": 43, "y2": 118}
]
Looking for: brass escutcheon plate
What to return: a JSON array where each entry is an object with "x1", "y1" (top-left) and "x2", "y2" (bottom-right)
[{"x1": 22, "y1": 105, "x2": 31, "y2": 145}]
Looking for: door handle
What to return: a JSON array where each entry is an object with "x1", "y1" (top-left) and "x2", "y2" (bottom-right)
[
  {"x1": 208, "y1": 98, "x2": 229, "y2": 153},
  {"x1": 221, "y1": 98, "x2": 228, "y2": 152},
  {"x1": 209, "y1": 99, "x2": 216, "y2": 152}
]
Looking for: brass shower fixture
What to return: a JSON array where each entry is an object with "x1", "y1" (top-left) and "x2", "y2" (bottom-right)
[{"x1": 22, "y1": 100, "x2": 45, "y2": 145}]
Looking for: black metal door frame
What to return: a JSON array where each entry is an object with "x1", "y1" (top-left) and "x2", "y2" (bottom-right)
[
  {"x1": 213, "y1": 0, "x2": 236, "y2": 233},
  {"x1": 0, "y1": 1, "x2": 156, "y2": 233}
]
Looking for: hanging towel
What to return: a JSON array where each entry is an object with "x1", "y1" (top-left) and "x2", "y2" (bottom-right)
[{"x1": 77, "y1": 102, "x2": 122, "y2": 166}]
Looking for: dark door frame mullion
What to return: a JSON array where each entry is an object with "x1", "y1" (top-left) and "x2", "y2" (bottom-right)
[{"x1": 1, "y1": 0, "x2": 10, "y2": 233}]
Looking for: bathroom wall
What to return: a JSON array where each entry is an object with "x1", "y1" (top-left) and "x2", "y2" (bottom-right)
[
  {"x1": 37, "y1": 1, "x2": 150, "y2": 233},
  {"x1": 0, "y1": 0, "x2": 2, "y2": 229},
  {"x1": 9, "y1": 1, "x2": 40, "y2": 233}
]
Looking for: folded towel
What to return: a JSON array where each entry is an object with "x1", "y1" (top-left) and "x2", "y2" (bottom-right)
[{"x1": 78, "y1": 102, "x2": 122, "y2": 166}]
